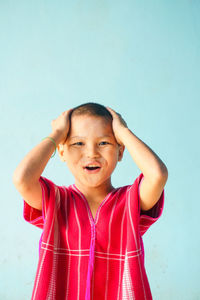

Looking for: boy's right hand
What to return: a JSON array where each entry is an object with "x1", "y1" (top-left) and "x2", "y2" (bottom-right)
[
  {"x1": 51, "y1": 109, "x2": 73, "y2": 145},
  {"x1": 13, "y1": 108, "x2": 73, "y2": 212}
]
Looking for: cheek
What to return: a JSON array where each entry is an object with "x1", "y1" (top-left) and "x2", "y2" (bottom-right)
[
  {"x1": 64, "y1": 153, "x2": 77, "y2": 168},
  {"x1": 66, "y1": 148, "x2": 81, "y2": 159},
  {"x1": 105, "y1": 148, "x2": 119, "y2": 163}
]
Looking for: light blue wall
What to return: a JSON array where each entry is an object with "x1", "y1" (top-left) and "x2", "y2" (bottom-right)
[{"x1": 0, "y1": 1, "x2": 199, "y2": 299}]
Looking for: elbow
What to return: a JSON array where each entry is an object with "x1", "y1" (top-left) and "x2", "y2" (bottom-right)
[
  {"x1": 156, "y1": 165, "x2": 168, "y2": 183},
  {"x1": 149, "y1": 160, "x2": 168, "y2": 183},
  {"x1": 12, "y1": 169, "x2": 25, "y2": 186},
  {"x1": 12, "y1": 171, "x2": 21, "y2": 186}
]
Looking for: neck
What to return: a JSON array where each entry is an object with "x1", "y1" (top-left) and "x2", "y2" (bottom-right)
[{"x1": 74, "y1": 180, "x2": 114, "y2": 203}]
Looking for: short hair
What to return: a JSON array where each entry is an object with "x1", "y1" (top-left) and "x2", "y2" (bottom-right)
[{"x1": 70, "y1": 102, "x2": 112, "y2": 123}]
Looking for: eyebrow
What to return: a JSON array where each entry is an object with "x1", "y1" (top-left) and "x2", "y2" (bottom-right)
[{"x1": 69, "y1": 135, "x2": 113, "y2": 140}]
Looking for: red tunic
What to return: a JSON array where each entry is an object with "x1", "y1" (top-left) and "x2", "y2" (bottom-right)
[{"x1": 23, "y1": 173, "x2": 164, "y2": 300}]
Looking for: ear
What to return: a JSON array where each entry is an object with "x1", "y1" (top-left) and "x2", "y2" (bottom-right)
[
  {"x1": 118, "y1": 144, "x2": 125, "y2": 162},
  {"x1": 57, "y1": 144, "x2": 66, "y2": 162}
]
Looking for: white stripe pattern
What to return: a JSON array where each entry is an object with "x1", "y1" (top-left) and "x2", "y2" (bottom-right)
[{"x1": 23, "y1": 174, "x2": 164, "y2": 300}]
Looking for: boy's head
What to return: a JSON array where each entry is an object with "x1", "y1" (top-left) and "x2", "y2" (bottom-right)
[
  {"x1": 57, "y1": 102, "x2": 125, "y2": 190},
  {"x1": 69, "y1": 102, "x2": 113, "y2": 126}
]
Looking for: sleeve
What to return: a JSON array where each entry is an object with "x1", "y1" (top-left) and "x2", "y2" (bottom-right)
[
  {"x1": 23, "y1": 176, "x2": 57, "y2": 229},
  {"x1": 138, "y1": 173, "x2": 165, "y2": 236}
]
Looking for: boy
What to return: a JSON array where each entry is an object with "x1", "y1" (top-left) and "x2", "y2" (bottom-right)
[{"x1": 13, "y1": 102, "x2": 168, "y2": 300}]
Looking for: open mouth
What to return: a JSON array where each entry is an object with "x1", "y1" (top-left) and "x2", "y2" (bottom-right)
[
  {"x1": 85, "y1": 166, "x2": 100, "y2": 170},
  {"x1": 83, "y1": 164, "x2": 101, "y2": 173}
]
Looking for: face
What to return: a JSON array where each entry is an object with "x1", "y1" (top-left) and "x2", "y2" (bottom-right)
[{"x1": 58, "y1": 114, "x2": 124, "y2": 192}]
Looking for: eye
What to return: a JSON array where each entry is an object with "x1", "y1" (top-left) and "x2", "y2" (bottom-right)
[
  {"x1": 99, "y1": 141, "x2": 110, "y2": 146},
  {"x1": 72, "y1": 142, "x2": 84, "y2": 146}
]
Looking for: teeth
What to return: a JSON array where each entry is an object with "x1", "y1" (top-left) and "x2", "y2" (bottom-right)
[{"x1": 87, "y1": 165, "x2": 99, "y2": 167}]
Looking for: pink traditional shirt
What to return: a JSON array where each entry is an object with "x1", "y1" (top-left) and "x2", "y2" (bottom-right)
[{"x1": 23, "y1": 172, "x2": 164, "y2": 300}]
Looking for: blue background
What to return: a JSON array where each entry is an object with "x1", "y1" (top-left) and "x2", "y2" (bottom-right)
[{"x1": 0, "y1": 1, "x2": 199, "y2": 299}]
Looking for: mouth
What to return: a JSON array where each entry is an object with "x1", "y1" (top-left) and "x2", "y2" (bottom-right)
[{"x1": 83, "y1": 163, "x2": 101, "y2": 173}]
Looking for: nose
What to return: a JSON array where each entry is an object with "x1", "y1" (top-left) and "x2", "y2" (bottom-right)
[{"x1": 86, "y1": 143, "x2": 99, "y2": 158}]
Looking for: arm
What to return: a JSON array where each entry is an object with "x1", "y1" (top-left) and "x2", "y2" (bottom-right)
[
  {"x1": 12, "y1": 109, "x2": 72, "y2": 210},
  {"x1": 107, "y1": 107, "x2": 168, "y2": 211}
]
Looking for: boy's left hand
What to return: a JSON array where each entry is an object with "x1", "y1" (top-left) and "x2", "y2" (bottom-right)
[{"x1": 106, "y1": 107, "x2": 128, "y2": 145}]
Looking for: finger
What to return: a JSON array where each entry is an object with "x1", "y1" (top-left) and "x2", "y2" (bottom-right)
[
  {"x1": 62, "y1": 109, "x2": 72, "y2": 115},
  {"x1": 106, "y1": 106, "x2": 117, "y2": 116},
  {"x1": 66, "y1": 109, "x2": 73, "y2": 113},
  {"x1": 106, "y1": 106, "x2": 114, "y2": 112}
]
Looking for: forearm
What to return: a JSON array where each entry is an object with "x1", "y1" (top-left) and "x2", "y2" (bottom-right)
[
  {"x1": 13, "y1": 131, "x2": 61, "y2": 185},
  {"x1": 120, "y1": 127, "x2": 168, "y2": 181}
]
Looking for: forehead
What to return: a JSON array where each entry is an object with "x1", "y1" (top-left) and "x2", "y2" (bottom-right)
[{"x1": 69, "y1": 114, "x2": 113, "y2": 136}]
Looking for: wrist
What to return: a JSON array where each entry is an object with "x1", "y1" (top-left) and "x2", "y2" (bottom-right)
[
  {"x1": 49, "y1": 131, "x2": 65, "y2": 146},
  {"x1": 116, "y1": 126, "x2": 130, "y2": 142}
]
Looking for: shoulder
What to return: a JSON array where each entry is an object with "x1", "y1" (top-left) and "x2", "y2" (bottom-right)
[
  {"x1": 41, "y1": 177, "x2": 73, "y2": 201},
  {"x1": 112, "y1": 185, "x2": 133, "y2": 199}
]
